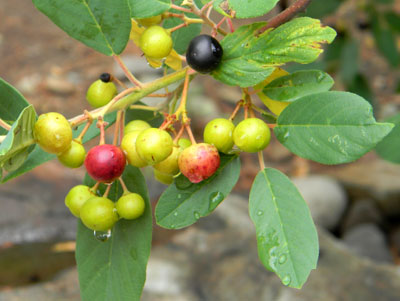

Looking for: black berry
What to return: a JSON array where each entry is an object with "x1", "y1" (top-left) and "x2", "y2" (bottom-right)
[
  {"x1": 99, "y1": 72, "x2": 111, "y2": 83},
  {"x1": 186, "y1": 35, "x2": 223, "y2": 73}
]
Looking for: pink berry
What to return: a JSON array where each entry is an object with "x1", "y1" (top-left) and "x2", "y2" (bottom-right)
[
  {"x1": 85, "y1": 144, "x2": 126, "y2": 182},
  {"x1": 178, "y1": 143, "x2": 220, "y2": 183}
]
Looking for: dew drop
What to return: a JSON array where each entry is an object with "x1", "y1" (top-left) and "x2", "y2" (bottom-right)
[
  {"x1": 208, "y1": 192, "x2": 225, "y2": 211},
  {"x1": 170, "y1": 224, "x2": 176, "y2": 229},
  {"x1": 94, "y1": 229, "x2": 111, "y2": 242},
  {"x1": 257, "y1": 210, "x2": 264, "y2": 216},
  {"x1": 282, "y1": 275, "x2": 291, "y2": 286},
  {"x1": 194, "y1": 211, "x2": 200, "y2": 220},
  {"x1": 278, "y1": 254, "x2": 287, "y2": 264},
  {"x1": 173, "y1": 211, "x2": 178, "y2": 216}
]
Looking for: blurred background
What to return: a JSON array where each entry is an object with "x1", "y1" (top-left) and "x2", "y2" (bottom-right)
[{"x1": 1, "y1": 0, "x2": 400, "y2": 300}]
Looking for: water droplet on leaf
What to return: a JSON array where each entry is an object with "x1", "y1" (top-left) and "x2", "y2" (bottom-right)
[
  {"x1": 278, "y1": 254, "x2": 287, "y2": 264},
  {"x1": 194, "y1": 211, "x2": 200, "y2": 220},
  {"x1": 282, "y1": 275, "x2": 291, "y2": 286},
  {"x1": 94, "y1": 229, "x2": 111, "y2": 242},
  {"x1": 208, "y1": 191, "x2": 225, "y2": 211},
  {"x1": 257, "y1": 210, "x2": 264, "y2": 216}
]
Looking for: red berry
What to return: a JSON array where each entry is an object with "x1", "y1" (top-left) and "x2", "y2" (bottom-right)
[
  {"x1": 84, "y1": 144, "x2": 126, "y2": 182},
  {"x1": 178, "y1": 143, "x2": 220, "y2": 183}
]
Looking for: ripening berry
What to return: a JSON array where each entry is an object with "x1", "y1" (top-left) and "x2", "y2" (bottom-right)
[
  {"x1": 80, "y1": 197, "x2": 118, "y2": 231},
  {"x1": 233, "y1": 118, "x2": 271, "y2": 153}
]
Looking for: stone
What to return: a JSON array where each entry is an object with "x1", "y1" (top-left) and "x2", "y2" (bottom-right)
[
  {"x1": 323, "y1": 156, "x2": 400, "y2": 217},
  {"x1": 341, "y1": 199, "x2": 383, "y2": 233},
  {"x1": 292, "y1": 175, "x2": 348, "y2": 230},
  {"x1": 342, "y1": 223, "x2": 393, "y2": 263}
]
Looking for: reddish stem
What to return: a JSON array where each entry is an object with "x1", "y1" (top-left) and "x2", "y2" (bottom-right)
[
  {"x1": 226, "y1": 18, "x2": 234, "y2": 33},
  {"x1": 185, "y1": 124, "x2": 197, "y2": 145},
  {"x1": 171, "y1": 4, "x2": 192, "y2": 13},
  {"x1": 229, "y1": 100, "x2": 244, "y2": 121},
  {"x1": 173, "y1": 125, "x2": 185, "y2": 143}
]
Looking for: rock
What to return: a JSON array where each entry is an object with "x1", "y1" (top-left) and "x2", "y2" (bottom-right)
[
  {"x1": 3, "y1": 194, "x2": 400, "y2": 301},
  {"x1": 323, "y1": 156, "x2": 400, "y2": 216},
  {"x1": 292, "y1": 175, "x2": 348, "y2": 230},
  {"x1": 341, "y1": 199, "x2": 383, "y2": 233},
  {"x1": 342, "y1": 223, "x2": 393, "y2": 263},
  {"x1": 15, "y1": 74, "x2": 41, "y2": 95}
]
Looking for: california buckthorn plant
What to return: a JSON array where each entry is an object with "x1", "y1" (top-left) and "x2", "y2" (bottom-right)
[{"x1": 0, "y1": 0, "x2": 397, "y2": 300}]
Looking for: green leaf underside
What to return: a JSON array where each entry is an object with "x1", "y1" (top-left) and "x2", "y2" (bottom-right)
[
  {"x1": 375, "y1": 113, "x2": 400, "y2": 164},
  {"x1": 32, "y1": 0, "x2": 131, "y2": 56},
  {"x1": 156, "y1": 154, "x2": 240, "y2": 229},
  {"x1": 0, "y1": 105, "x2": 36, "y2": 172},
  {"x1": 262, "y1": 70, "x2": 334, "y2": 102},
  {"x1": 274, "y1": 91, "x2": 394, "y2": 165},
  {"x1": 213, "y1": 0, "x2": 279, "y2": 19},
  {"x1": 249, "y1": 168, "x2": 318, "y2": 289},
  {"x1": 212, "y1": 18, "x2": 336, "y2": 87},
  {"x1": 164, "y1": 0, "x2": 202, "y2": 55},
  {"x1": 1, "y1": 112, "x2": 116, "y2": 183},
  {"x1": 129, "y1": 0, "x2": 171, "y2": 18},
  {"x1": 77, "y1": 166, "x2": 152, "y2": 301},
  {"x1": 0, "y1": 78, "x2": 30, "y2": 135}
]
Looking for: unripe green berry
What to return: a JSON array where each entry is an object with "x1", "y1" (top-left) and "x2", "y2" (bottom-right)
[
  {"x1": 65, "y1": 185, "x2": 96, "y2": 218},
  {"x1": 233, "y1": 118, "x2": 271, "y2": 153},
  {"x1": 137, "y1": 15, "x2": 163, "y2": 27},
  {"x1": 139, "y1": 26, "x2": 173, "y2": 59},
  {"x1": 34, "y1": 112, "x2": 72, "y2": 154},
  {"x1": 57, "y1": 140, "x2": 86, "y2": 168},
  {"x1": 204, "y1": 118, "x2": 235, "y2": 153},
  {"x1": 116, "y1": 193, "x2": 145, "y2": 220},
  {"x1": 86, "y1": 79, "x2": 117, "y2": 108},
  {"x1": 178, "y1": 138, "x2": 192, "y2": 149},
  {"x1": 124, "y1": 120, "x2": 151, "y2": 135},
  {"x1": 80, "y1": 197, "x2": 118, "y2": 231},
  {"x1": 121, "y1": 131, "x2": 148, "y2": 168},
  {"x1": 154, "y1": 145, "x2": 181, "y2": 175},
  {"x1": 153, "y1": 169, "x2": 174, "y2": 185},
  {"x1": 136, "y1": 128, "x2": 173, "y2": 165}
]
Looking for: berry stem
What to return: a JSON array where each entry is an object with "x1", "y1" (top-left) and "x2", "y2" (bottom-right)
[
  {"x1": 173, "y1": 125, "x2": 185, "y2": 143},
  {"x1": 250, "y1": 104, "x2": 277, "y2": 122},
  {"x1": 111, "y1": 74, "x2": 128, "y2": 89},
  {"x1": 0, "y1": 118, "x2": 11, "y2": 131},
  {"x1": 113, "y1": 110, "x2": 123, "y2": 146},
  {"x1": 258, "y1": 151, "x2": 266, "y2": 171},
  {"x1": 69, "y1": 67, "x2": 189, "y2": 128},
  {"x1": 119, "y1": 110, "x2": 125, "y2": 145},
  {"x1": 130, "y1": 105, "x2": 161, "y2": 111},
  {"x1": 226, "y1": 18, "x2": 235, "y2": 33},
  {"x1": 113, "y1": 55, "x2": 143, "y2": 87},
  {"x1": 97, "y1": 117, "x2": 106, "y2": 145},
  {"x1": 212, "y1": 16, "x2": 227, "y2": 37},
  {"x1": 76, "y1": 118, "x2": 93, "y2": 142},
  {"x1": 168, "y1": 23, "x2": 188, "y2": 33},
  {"x1": 170, "y1": 4, "x2": 192, "y2": 13},
  {"x1": 185, "y1": 124, "x2": 197, "y2": 145},
  {"x1": 229, "y1": 99, "x2": 244, "y2": 121},
  {"x1": 189, "y1": 2, "x2": 228, "y2": 35},
  {"x1": 91, "y1": 182, "x2": 100, "y2": 193},
  {"x1": 175, "y1": 70, "x2": 190, "y2": 121},
  {"x1": 103, "y1": 184, "x2": 112, "y2": 198},
  {"x1": 119, "y1": 177, "x2": 129, "y2": 193}
]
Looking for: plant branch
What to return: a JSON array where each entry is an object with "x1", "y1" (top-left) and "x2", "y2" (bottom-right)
[
  {"x1": 113, "y1": 55, "x2": 143, "y2": 87},
  {"x1": 0, "y1": 119, "x2": 11, "y2": 131},
  {"x1": 258, "y1": 0, "x2": 312, "y2": 34}
]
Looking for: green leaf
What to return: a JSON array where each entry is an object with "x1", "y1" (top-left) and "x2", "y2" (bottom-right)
[
  {"x1": 376, "y1": 114, "x2": 400, "y2": 164},
  {"x1": 213, "y1": 0, "x2": 279, "y2": 19},
  {"x1": 156, "y1": 154, "x2": 240, "y2": 229},
  {"x1": 339, "y1": 39, "x2": 359, "y2": 83},
  {"x1": 249, "y1": 168, "x2": 318, "y2": 289},
  {"x1": 212, "y1": 18, "x2": 336, "y2": 87},
  {"x1": 304, "y1": 0, "x2": 342, "y2": 18},
  {"x1": 129, "y1": 0, "x2": 171, "y2": 18},
  {"x1": 262, "y1": 70, "x2": 334, "y2": 102},
  {"x1": 125, "y1": 103, "x2": 164, "y2": 127},
  {"x1": 384, "y1": 12, "x2": 400, "y2": 33},
  {"x1": 2, "y1": 112, "x2": 117, "y2": 183},
  {"x1": 274, "y1": 91, "x2": 394, "y2": 164},
  {"x1": 76, "y1": 165, "x2": 152, "y2": 301},
  {"x1": 164, "y1": 0, "x2": 202, "y2": 54},
  {"x1": 0, "y1": 78, "x2": 30, "y2": 135},
  {"x1": 32, "y1": 0, "x2": 131, "y2": 56},
  {"x1": 0, "y1": 105, "x2": 36, "y2": 172},
  {"x1": 348, "y1": 73, "x2": 375, "y2": 109}
]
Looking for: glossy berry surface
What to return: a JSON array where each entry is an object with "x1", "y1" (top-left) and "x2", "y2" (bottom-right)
[
  {"x1": 137, "y1": 15, "x2": 162, "y2": 27},
  {"x1": 124, "y1": 120, "x2": 151, "y2": 135},
  {"x1": 233, "y1": 118, "x2": 271, "y2": 153},
  {"x1": 153, "y1": 169, "x2": 174, "y2": 185},
  {"x1": 154, "y1": 145, "x2": 181, "y2": 175},
  {"x1": 34, "y1": 112, "x2": 72, "y2": 154},
  {"x1": 136, "y1": 128, "x2": 173, "y2": 165},
  {"x1": 121, "y1": 131, "x2": 148, "y2": 168},
  {"x1": 80, "y1": 197, "x2": 118, "y2": 231},
  {"x1": 204, "y1": 118, "x2": 235, "y2": 153},
  {"x1": 186, "y1": 35, "x2": 223, "y2": 73},
  {"x1": 178, "y1": 143, "x2": 220, "y2": 183},
  {"x1": 116, "y1": 193, "x2": 145, "y2": 220},
  {"x1": 57, "y1": 140, "x2": 86, "y2": 168},
  {"x1": 65, "y1": 185, "x2": 96, "y2": 218},
  {"x1": 139, "y1": 26, "x2": 173, "y2": 59},
  {"x1": 84, "y1": 144, "x2": 126, "y2": 182},
  {"x1": 86, "y1": 79, "x2": 117, "y2": 108}
]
